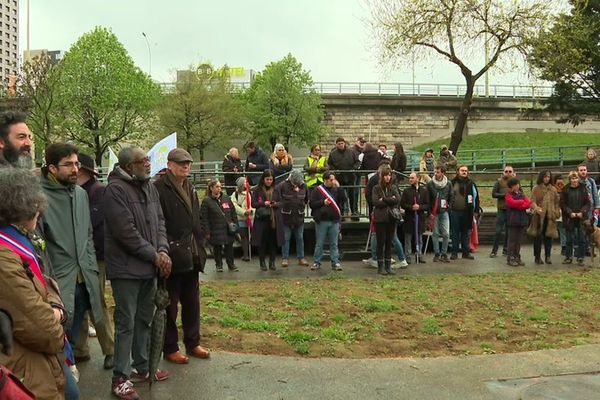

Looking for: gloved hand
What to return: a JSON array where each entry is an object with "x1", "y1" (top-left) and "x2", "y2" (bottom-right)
[{"x1": 0, "y1": 309, "x2": 13, "y2": 355}]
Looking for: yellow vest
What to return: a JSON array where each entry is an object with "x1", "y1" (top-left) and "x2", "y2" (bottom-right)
[{"x1": 305, "y1": 156, "x2": 327, "y2": 187}]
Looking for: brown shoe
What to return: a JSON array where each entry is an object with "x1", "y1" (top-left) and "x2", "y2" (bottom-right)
[
  {"x1": 188, "y1": 345, "x2": 210, "y2": 359},
  {"x1": 164, "y1": 351, "x2": 189, "y2": 364},
  {"x1": 281, "y1": 259, "x2": 289, "y2": 268},
  {"x1": 298, "y1": 258, "x2": 309, "y2": 266}
]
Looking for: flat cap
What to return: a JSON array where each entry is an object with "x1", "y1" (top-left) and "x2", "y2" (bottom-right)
[{"x1": 167, "y1": 148, "x2": 193, "y2": 163}]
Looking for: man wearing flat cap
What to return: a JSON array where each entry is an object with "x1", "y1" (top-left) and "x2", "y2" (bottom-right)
[
  {"x1": 438, "y1": 145, "x2": 457, "y2": 173},
  {"x1": 154, "y1": 148, "x2": 210, "y2": 365},
  {"x1": 72, "y1": 153, "x2": 115, "y2": 370}
]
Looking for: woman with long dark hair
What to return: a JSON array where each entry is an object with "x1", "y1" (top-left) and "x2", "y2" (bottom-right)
[
  {"x1": 528, "y1": 170, "x2": 560, "y2": 264},
  {"x1": 390, "y1": 142, "x2": 407, "y2": 182},
  {"x1": 372, "y1": 167, "x2": 401, "y2": 275},
  {"x1": 251, "y1": 170, "x2": 279, "y2": 270}
]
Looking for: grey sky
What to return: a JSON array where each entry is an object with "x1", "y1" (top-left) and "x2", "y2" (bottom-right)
[{"x1": 21, "y1": 0, "x2": 537, "y2": 87}]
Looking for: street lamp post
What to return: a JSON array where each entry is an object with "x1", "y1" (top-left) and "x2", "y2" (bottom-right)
[{"x1": 141, "y1": 32, "x2": 152, "y2": 77}]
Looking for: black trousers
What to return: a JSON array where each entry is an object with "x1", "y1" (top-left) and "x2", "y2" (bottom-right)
[
  {"x1": 258, "y1": 224, "x2": 278, "y2": 262},
  {"x1": 163, "y1": 270, "x2": 200, "y2": 354},
  {"x1": 213, "y1": 242, "x2": 234, "y2": 268},
  {"x1": 375, "y1": 222, "x2": 396, "y2": 261}
]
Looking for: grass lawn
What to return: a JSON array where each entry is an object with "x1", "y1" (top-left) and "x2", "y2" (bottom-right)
[
  {"x1": 412, "y1": 132, "x2": 600, "y2": 153},
  {"x1": 199, "y1": 269, "x2": 600, "y2": 358}
]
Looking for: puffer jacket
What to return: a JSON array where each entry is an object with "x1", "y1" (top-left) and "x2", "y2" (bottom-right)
[
  {"x1": 200, "y1": 193, "x2": 238, "y2": 246},
  {"x1": 104, "y1": 166, "x2": 169, "y2": 280},
  {"x1": 0, "y1": 231, "x2": 65, "y2": 400}
]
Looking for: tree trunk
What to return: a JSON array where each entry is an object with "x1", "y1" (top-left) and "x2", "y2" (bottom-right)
[
  {"x1": 449, "y1": 77, "x2": 475, "y2": 156},
  {"x1": 94, "y1": 134, "x2": 103, "y2": 167}
]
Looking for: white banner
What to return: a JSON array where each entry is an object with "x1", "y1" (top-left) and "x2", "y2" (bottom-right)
[
  {"x1": 148, "y1": 132, "x2": 177, "y2": 177},
  {"x1": 107, "y1": 147, "x2": 118, "y2": 173}
]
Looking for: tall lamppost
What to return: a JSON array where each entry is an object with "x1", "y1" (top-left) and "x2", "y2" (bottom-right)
[{"x1": 141, "y1": 32, "x2": 152, "y2": 77}]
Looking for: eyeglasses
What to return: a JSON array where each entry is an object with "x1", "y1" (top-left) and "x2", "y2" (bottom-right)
[
  {"x1": 131, "y1": 157, "x2": 150, "y2": 165},
  {"x1": 58, "y1": 161, "x2": 81, "y2": 169}
]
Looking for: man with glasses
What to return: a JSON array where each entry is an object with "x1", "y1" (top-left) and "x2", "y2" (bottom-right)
[
  {"x1": 490, "y1": 166, "x2": 515, "y2": 258},
  {"x1": 104, "y1": 147, "x2": 172, "y2": 399},
  {"x1": 40, "y1": 143, "x2": 105, "y2": 360}
]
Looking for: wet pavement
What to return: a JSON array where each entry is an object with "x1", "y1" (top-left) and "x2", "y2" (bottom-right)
[{"x1": 77, "y1": 244, "x2": 600, "y2": 400}]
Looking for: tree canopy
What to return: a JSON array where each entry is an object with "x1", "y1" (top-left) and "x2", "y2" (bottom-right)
[
  {"x1": 158, "y1": 66, "x2": 245, "y2": 161},
  {"x1": 529, "y1": 0, "x2": 600, "y2": 126},
  {"x1": 54, "y1": 27, "x2": 161, "y2": 165},
  {"x1": 369, "y1": 0, "x2": 552, "y2": 154},
  {"x1": 243, "y1": 53, "x2": 324, "y2": 150}
]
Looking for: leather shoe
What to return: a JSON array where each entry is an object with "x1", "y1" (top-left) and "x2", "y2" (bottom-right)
[
  {"x1": 188, "y1": 345, "x2": 210, "y2": 359},
  {"x1": 164, "y1": 351, "x2": 189, "y2": 364},
  {"x1": 103, "y1": 355, "x2": 114, "y2": 370}
]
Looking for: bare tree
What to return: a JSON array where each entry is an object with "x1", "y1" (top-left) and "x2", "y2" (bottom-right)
[{"x1": 368, "y1": 0, "x2": 552, "y2": 154}]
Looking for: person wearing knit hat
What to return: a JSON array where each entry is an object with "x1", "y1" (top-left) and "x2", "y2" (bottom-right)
[
  {"x1": 273, "y1": 169, "x2": 309, "y2": 267},
  {"x1": 438, "y1": 144, "x2": 458, "y2": 173},
  {"x1": 232, "y1": 177, "x2": 254, "y2": 261}
]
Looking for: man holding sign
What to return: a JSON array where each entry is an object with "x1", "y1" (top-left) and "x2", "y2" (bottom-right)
[{"x1": 309, "y1": 171, "x2": 347, "y2": 271}]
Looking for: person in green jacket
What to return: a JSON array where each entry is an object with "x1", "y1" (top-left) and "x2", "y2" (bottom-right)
[{"x1": 40, "y1": 143, "x2": 104, "y2": 347}]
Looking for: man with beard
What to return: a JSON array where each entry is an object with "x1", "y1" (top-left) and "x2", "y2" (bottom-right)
[
  {"x1": 104, "y1": 147, "x2": 171, "y2": 399},
  {"x1": 450, "y1": 165, "x2": 480, "y2": 260},
  {"x1": 0, "y1": 110, "x2": 33, "y2": 169},
  {"x1": 40, "y1": 143, "x2": 105, "y2": 355},
  {"x1": 427, "y1": 166, "x2": 452, "y2": 262}
]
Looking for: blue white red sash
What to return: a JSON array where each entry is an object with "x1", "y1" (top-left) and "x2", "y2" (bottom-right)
[
  {"x1": 0, "y1": 231, "x2": 46, "y2": 289},
  {"x1": 317, "y1": 184, "x2": 341, "y2": 218}
]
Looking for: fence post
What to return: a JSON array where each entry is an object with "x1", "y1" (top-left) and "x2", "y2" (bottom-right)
[
  {"x1": 472, "y1": 151, "x2": 477, "y2": 171},
  {"x1": 501, "y1": 149, "x2": 506, "y2": 167},
  {"x1": 558, "y1": 147, "x2": 563, "y2": 167},
  {"x1": 531, "y1": 148, "x2": 536, "y2": 169}
]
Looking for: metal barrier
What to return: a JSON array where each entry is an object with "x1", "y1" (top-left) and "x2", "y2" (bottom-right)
[{"x1": 157, "y1": 81, "x2": 554, "y2": 99}]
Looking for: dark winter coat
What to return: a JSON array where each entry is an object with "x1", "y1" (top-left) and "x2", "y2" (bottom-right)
[
  {"x1": 222, "y1": 155, "x2": 243, "y2": 194},
  {"x1": 251, "y1": 186, "x2": 278, "y2": 246},
  {"x1": 450, "y1": 176, "x2": 481, "y2": 231},
  {"x1": 245, "y1": 147, "x2": 270, "y2": 185},
  {"x1": 372, "y1": 184, "x2": 401, "y2": 224},
  {"x1": 492, "y1": 176, "x2": 511, "y2": 210},
  {"x1": 327, "y1": 148, "x2": 360, "y2": 185},
  {"x1": 200, "y1": 193, "x2": 238, "y2": 246},
  {"x1": 505, "y1": 190, "x2": 532, "y2": 227},
  {"x1": 361, "y1": 145, "x2": 383, "y2": 172},
  {"x1": 154, "y1": 173, "x2": 206, "y2": 274},
  {"x1": 309, "y1": 184, "x2": 347, "y2": 223},
  {"x1": 273, "y1": 179, "x2": 307, "y2": 227},
  {"x1": 80, "y1": 177, "x2": 106, "y2": 260},
  {"x1": 104, "y1": 166, "x2": 169, "y2": 280},
  {"x1": 426, "y1": 176, "x2": 452, "y2": 214},
  {"x1": 560, "y1": 184, "x2": 591, "y2": 230},
  {"x1": 400, "y1": 183, "x2": 430, "y2": 234}
]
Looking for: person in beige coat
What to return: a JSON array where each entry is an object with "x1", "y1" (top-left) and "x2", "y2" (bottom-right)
[
  {"x1": 528, "y1": 170, "x2": 560, "y2": 264},
  {"x1": 232, "y1": 177, "x2": 254, "y2": 261}
]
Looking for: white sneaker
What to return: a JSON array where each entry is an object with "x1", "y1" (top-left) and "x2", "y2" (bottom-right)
[
  {"x1": 88, "y1": 324, "x2": 97, "y2": 338},
  {"x1": 398, "y1": 259, "x2": 408, "y2": 268},
  {"x1": 391, "y1": 258, "x2": 397, "y2": 264},
  {"x1": 362, "y1": 258, "x2": 377, "y2": 268},
  {"x1": 70, "y1": 365, "x2": 80, "y2": 383}
]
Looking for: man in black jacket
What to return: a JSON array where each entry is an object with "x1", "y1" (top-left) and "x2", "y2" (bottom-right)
[
  {"x1": 310, "y1": 171, "x2": 347, "y2": 270},
  {"x1": 400, "y1": 172, "x2": 430, "y2": 263},
  {"x1": 222, "y1": 147, "x2": 243, "y2": 195},
  {"x1": 245, "y1": 142, "x2": 269, "y2": 186},
  {"x1": 450, "y1": 165, "x2": 480, "y2": 260},
  {"x1": 490, "y1": 166, "x2": 514, "y2": 257},
  {"x1": 104, "y1": 147, "x2": 172, "y2": 398},
  {"x1": 73, "y1": 153, "x2": 115, "y2": 370},
  {"x1": 327, "y1": 137, "x2": 360, "y2": 216},
  {"x1": 155, "y1": 148, "x2": 210, "y2": 365}
]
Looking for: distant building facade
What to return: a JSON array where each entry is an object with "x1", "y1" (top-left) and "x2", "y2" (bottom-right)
[
  {"x1": 0, "y1": 0, "x2": 19, "y2": 85},
  {"x1": 23, "y1": 49, "x2": 65, "y2": 65}
]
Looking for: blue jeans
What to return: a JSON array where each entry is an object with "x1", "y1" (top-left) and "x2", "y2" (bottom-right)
[
  {"x1": 370, "y1": 231, "x2": 406, "y2": 261},
  {"x1": 492, "y1": 209, "x2": 507, "y2": 253},
  {"x1": 566, "y1": 221, "x2": 585, "y2": 259},
  {"x1": 314, "y1": 221, "x2": 340, "y2": 265},
  {"x1": 450, "y1": 210, "x2": 471, "y2": 255},
  {"x1": 432, "y1": 212, "x2": 450, "y2": 255},
  {"x1": 282, "y1": 224, "x2": 305, "y2": 259},
  {"x1": 62, "y1": 358, "x2": 80, "y2": 400},
  {"x1": 67, "y1": 282, "x2": 91, "y2": 345}
]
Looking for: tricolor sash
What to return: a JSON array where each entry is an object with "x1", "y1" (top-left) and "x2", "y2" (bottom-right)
[
  {"x1": 0, "y1": 231, "x2": 46, "y2": 289},
  {"x1": 317, "y1": 184, "x2": 341, "y2": 218}
]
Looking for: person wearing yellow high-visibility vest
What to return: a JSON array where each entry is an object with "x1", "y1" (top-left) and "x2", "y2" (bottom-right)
[{"x1": 303, "y1": 144, "x2": 328, "y2": 192}]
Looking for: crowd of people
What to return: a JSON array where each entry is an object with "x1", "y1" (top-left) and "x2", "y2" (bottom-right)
[{"x1": 1, "y1": 109, "x2": 600, "y2": 400}]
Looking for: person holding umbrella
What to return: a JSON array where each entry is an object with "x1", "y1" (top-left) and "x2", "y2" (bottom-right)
[
  {"x1": 401, "y1": 172, "x2": 430, "y2": 264},
  {"x1": 154, "y1": 149, "x2": 210, "y2": 365}
]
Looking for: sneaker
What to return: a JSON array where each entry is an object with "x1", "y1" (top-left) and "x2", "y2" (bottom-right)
[
  {"x1": 216, "y1": 265, "x2": 223, "y2": 272},
  {"x1": 562, "y1": 257, "x2": 572, "y2": 264},
  {"x1": 432, "y1": 254, "x2": 440, "y2": 262},
  {"x1": 440, "y1": 254, "x2": 450, "y2": 263},
  {"x1": 311, "y1": 263, "x2": 321, "y2": 270},
  {"x1": 281, "y1": 259, "x2": 289, "y2": 268},
  {"x1": 450, "y1": 253, "x2": 458, "y2": 260},
  {"x1": 507, "y1": 259, "x2": 520, "y2": 267},
  {"x1": 227, "y1": 264, "x2": 239, "y2": 271},
  {"x1": 577, "y1": 258, "x2": 585, "y2": 266},
  {"x1": 545, "y1": 257, "x2": 552, "y2": 265},
  {"x1": 89, "y1": 324, "x2": 97, "y2": 337},
  {"x1": 362, "y1": 258, "x2": 378, "y2": 268},
  {"x1": 398, "y1": 259, "x2": 409, "y2": 268},
  {"x1": 332, "y1": 263, "x2": 343, "y2": 271},
  {"x1": 391, "y1": 258, "x2": 397, "y2": 264},
  {"x1": 112, "y1": 377, "x2": 139, "y2": 400},
  {"x1": 298, "y1": 258, "x2": 309, "y2": 266},
  {"x1": 489, "y1": 251, "x2": 497, "y2": 258},
  {"x1": 130, "y1": 368, "x2": 169, "y2": 383},
  {"x1": 462, "y1": 253, "x2": 475, "y2": 260}
]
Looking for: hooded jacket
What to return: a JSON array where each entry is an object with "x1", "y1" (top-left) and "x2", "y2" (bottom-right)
[
  {"x1": 104, "y1": 166, "x2": 169, "y2": 280},
  {"x1": 40, "y1": 170, "x2": 103, "y2": 327}
]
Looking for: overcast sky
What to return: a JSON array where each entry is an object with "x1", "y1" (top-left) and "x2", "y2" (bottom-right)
[{"x1": 20, "y1": 0, "x2": 538, "y2": 87}]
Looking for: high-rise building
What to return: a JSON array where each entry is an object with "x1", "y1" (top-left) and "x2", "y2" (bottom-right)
[
  {"x1": 23, "y1": 49, "x2": 65, "y2": 65},
  {"x1": 0, "y1": 0, "x2": 19, "y2": 84}
]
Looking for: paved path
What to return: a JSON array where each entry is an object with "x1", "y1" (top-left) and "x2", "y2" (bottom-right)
[{"x1": 77, "y1": 244, "x2": 600, "y2": 400}]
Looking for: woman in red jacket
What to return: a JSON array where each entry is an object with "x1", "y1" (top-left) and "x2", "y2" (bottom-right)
[{"x1": 505, "y1": 177, "x2": 532, "y2": 266}]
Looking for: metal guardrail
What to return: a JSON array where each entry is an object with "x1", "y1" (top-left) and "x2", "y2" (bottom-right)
[{"x1": 158, "y1": 81, "x2": 555, "y2": 99}]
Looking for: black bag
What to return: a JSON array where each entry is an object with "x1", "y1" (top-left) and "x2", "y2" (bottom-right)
[
  {"x1": 255, "y1": 207, "x2": 271, "y2": 221},
  {"x1": 168, "y1": 234, "x2": 193, "y2": 271},
  {"x1": 389, "y1": 207, "x2": 403, "y2": 221},
  {"x1": 228, "y1": 222, "x2": 240, "y2": 235}
]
